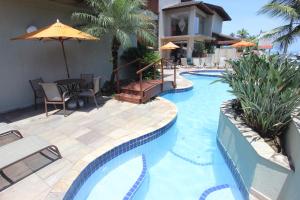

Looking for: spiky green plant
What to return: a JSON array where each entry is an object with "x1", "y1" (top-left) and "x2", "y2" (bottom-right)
[
  {"x1": 220, "y1": 53, "x2": 300, "y2": 140},
  {"x1": 72, "y1": 0, "x2": 156, "y2": 84}
]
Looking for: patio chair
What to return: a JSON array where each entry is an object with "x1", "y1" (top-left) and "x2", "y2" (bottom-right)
[
  {"x1": 79, "y1": 76, "x2": 101, "y2": 108},
  {"x1": 0, "y1": 135, "x2": 61, "y2": 189},
  {"x1": 180, "y1": 58, "x2": 192, "y2": 68},
  {"x1": 192, "y1": 58, "x2": 204, "y2": 68},
  {"x1": 80, "y1": 73, "x2": 94, "y2": 89},
  {"x1": 39, "y1": 83, "x2": 71, "y2": 117},
  {"x1": 29, "y1": 78, "x2": 44, "y2": 109},
  {"x1": 219, "y1": 57, "x2": 227, "y2": 69}
]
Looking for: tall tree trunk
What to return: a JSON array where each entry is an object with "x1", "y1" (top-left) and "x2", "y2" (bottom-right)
[
  {"x1": 110, "y1": 37, "x2": 121, "y2": 84},
  {"x1": 283, "y1": 19, "x2": 294, "y2": 54}
]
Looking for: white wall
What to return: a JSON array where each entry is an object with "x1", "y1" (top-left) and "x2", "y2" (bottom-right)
[
  {"x1": 211, "y1": 13, "x2": 223, "y2": 33},
  {"x1": 0, "y1": 0, "x2": 114, "y2": 113}
]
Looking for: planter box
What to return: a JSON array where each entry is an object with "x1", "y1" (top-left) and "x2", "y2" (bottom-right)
[{"x1": 217, "y1": 100, "x2": 300, "y2": 200}]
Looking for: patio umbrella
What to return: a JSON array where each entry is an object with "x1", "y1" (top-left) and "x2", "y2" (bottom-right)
[
  {"x1": 160, "y1": 42, "x2": 180, "y2": 50},
  {"x1": 160, "y1": 42, "x2": 179, "y2": 88},
  {"x1": 11, "y1": 19, "x2": 99, "y2": 78},
  {"x1": 231, "y1": 40, "x2": 256, "y2": 48}
]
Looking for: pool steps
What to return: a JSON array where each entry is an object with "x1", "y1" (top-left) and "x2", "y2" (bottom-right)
[
  {"x1": 170, "y1": 150, "x2": 213, "y2": 166},
  {"x1": 123, "y1": 155, "x2": 147, "y2": 200},
  {"x1": 199, "y1": 184, "x2": 230, "y2": 200}
]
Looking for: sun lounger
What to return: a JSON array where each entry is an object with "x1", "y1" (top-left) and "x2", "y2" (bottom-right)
[
  {"x1": 0, "y1": 130, "x2": 23, "y2": 147},
  {"x1": 0, "y1": 136, "x2": 61, "y2": 186},
  {"x1": 0, "y1": 130, "x2": 23, "y2": 138}
]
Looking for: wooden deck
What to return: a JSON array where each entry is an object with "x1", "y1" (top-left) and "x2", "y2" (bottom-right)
[{"x1": 115, "y1": 80, "x2": 164, "y2": 104}]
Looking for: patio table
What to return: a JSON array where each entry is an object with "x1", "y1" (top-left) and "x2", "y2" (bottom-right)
[
  {"x1": 55, "y1": 78, "x2": 81, "y2": 94},
  {"x1": 55, "y1": 79, "x2": 84, "y2": 109}
]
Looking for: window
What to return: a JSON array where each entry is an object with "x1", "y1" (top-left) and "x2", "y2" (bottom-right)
[
  {"x1": 194, "y1": 15, "x2": 205, "y2": 35},
  {"x1": 171, "y1": 16, "x2": 188, "y2": 36}
]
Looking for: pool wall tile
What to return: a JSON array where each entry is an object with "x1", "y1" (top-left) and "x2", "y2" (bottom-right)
[
  {"x1": 123, "y1": 155, "x2": 147, "y2": 200},
  {"x1": 217, "y1": 139, "x2": 249, "y2": 200}
]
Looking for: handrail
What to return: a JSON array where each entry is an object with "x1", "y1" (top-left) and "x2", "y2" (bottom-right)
[
  {"x1": 136, "y1": 58, "x2": 162, "y2": 74},
  {"x1": 114, "y1": 58, "x2": 140, "y2": 93},
  {"x1": 113, "y1": 58, "x2": 140, "y2": 73}
]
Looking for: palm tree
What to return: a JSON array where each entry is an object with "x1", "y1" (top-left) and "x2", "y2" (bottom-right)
[
  {"x1": 72, "y1": 0, "x2": 156, "y2": 83},
  {"x1": 236, "y1": 28, "x2": 250, "y2": 39},
  {"x1": 258, "y1": 0, "x2": 300, "y2": 53}
]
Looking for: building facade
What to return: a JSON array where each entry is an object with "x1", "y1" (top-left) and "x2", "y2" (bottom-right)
[{"x1": 156, "y1": 0, "x2": 234, "y2": 58}]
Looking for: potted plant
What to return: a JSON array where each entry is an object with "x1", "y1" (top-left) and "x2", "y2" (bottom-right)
[{"x1": 219, "y1": 53, "x2": 300, "y2": 152}]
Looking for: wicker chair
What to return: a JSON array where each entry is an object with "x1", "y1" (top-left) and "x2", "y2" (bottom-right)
[
  {"x1": 39, "y1": 83, "x2": 71, "y2": 117},
  {"x1": 29, "y1": 78, "x2": 44, "y2": 109}
]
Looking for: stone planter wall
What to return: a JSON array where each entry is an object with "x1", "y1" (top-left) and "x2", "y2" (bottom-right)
[{"x1": 217, "y1": 101, "x2": 300, "y2": 200}]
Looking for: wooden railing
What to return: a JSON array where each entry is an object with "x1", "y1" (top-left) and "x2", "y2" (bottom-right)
[
  {"x1": 114, "y1": 58, "x2": 177, "y2": 101},
  {"x1": 114, "y1": 59, "x2": 140, "y2": 93},
  {"x1": 136, "y1": 58, "x2": 163, "y2": 96}
]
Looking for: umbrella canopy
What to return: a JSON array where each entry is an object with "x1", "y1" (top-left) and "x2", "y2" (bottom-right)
[
  {"x1": 160, "y1": 42, "x2": 180, "y2": 50},
  {"x1": 12, "y1": 19, "x2": 99, "y2": 78},
  {"x1": 231, "y1": 40, "x2": 256, "y2": 48}
]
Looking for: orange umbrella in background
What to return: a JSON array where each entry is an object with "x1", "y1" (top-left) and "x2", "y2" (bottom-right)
[
  {"x1": 160, "y1": 42, "x2": 180, "y2": 50},
  {"x1": 231, "y1": 40, "x2": 256, "y2": 48},
  {"x1": 12, "y1": 19, "x2": 99, "y2": 78},
  {"x1": 160, "y1": 42, "x2": 180, "y2": 88}
]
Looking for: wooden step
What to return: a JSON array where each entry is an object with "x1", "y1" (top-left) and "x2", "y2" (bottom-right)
[
  {"x1": 115, "y1": 93, "x2": 142, "y2": 104},
  {"x1": 122, "y1": 80, "x2": 162, "y2": 92}
]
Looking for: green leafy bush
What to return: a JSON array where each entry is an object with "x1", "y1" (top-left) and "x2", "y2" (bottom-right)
[
  {"x1": 121, "y1": 45, "x2": 160, "y2": 80},
  {"x1": 220, "y1": 53, "x2": 300, "y2": 141}
]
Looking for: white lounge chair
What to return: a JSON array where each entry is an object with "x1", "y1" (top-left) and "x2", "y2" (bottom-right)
[
  {"x1": 192, "y1": 58, "x2": 204, "y2": 68},
  {"x1": 180, "y1": 58, "x2": 192, "y2": 68},
  {"x1": 219, "y1": 57, "x2": 227, "y2": 69}
]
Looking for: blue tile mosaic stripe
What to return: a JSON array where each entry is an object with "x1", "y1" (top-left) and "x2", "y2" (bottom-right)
[
  {"x1": 161, "y1": 86, "x2": 193, "y2": 96},
  {"x1": 180, "y1": 70, "x2": 225, "y2": 78},
  {"x1": 199, "y1": 184, "x2": 230, "y2": 200},
  {"x1": 123, "y1": 155, "x2": 147, "y2": 200},
  {"x1": 217, "y1": 139, "x2": 249, "y2": 200},
  {"x1": 63, "y1": 116, "x2": 177, "y2": 200},
  {"x1": 170, "y1": 150, "x2": 212, "y2": 166}
]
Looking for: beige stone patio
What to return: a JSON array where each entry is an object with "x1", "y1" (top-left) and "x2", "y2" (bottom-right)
[{"x1": 0, "y1": 96, "x2": 177, "y2": 200}]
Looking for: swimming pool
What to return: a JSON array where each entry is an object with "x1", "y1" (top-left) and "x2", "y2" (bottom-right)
[{"x1": 72, "y1": 74, "x2": 244, "y2": 200}]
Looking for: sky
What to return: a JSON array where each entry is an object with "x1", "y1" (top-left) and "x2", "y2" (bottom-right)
[{"x1": 205, "y1": 0, "x2": 299, "y2": 53}]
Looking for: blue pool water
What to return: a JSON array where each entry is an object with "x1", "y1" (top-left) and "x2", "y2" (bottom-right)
[{"x1": 73, "y1": 74, "x2": 244, "y2": 200}]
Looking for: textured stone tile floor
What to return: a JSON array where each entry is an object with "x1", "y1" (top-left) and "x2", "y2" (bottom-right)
[{"x1": 0, "y1": 96, "x2": 177, "y2": 200}]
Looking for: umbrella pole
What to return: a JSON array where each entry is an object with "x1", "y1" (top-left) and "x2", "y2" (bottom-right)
[{"x1": 60, "y1": 40, "x2": 70, "y2": 78}]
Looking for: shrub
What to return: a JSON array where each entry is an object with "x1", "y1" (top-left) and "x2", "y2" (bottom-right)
[
  {"x1": 121, "y1": 45, "x2": 161, "y2": 80},
  {"x1": 220, "y1": 53, "x2": 300, "y2": 142}
]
